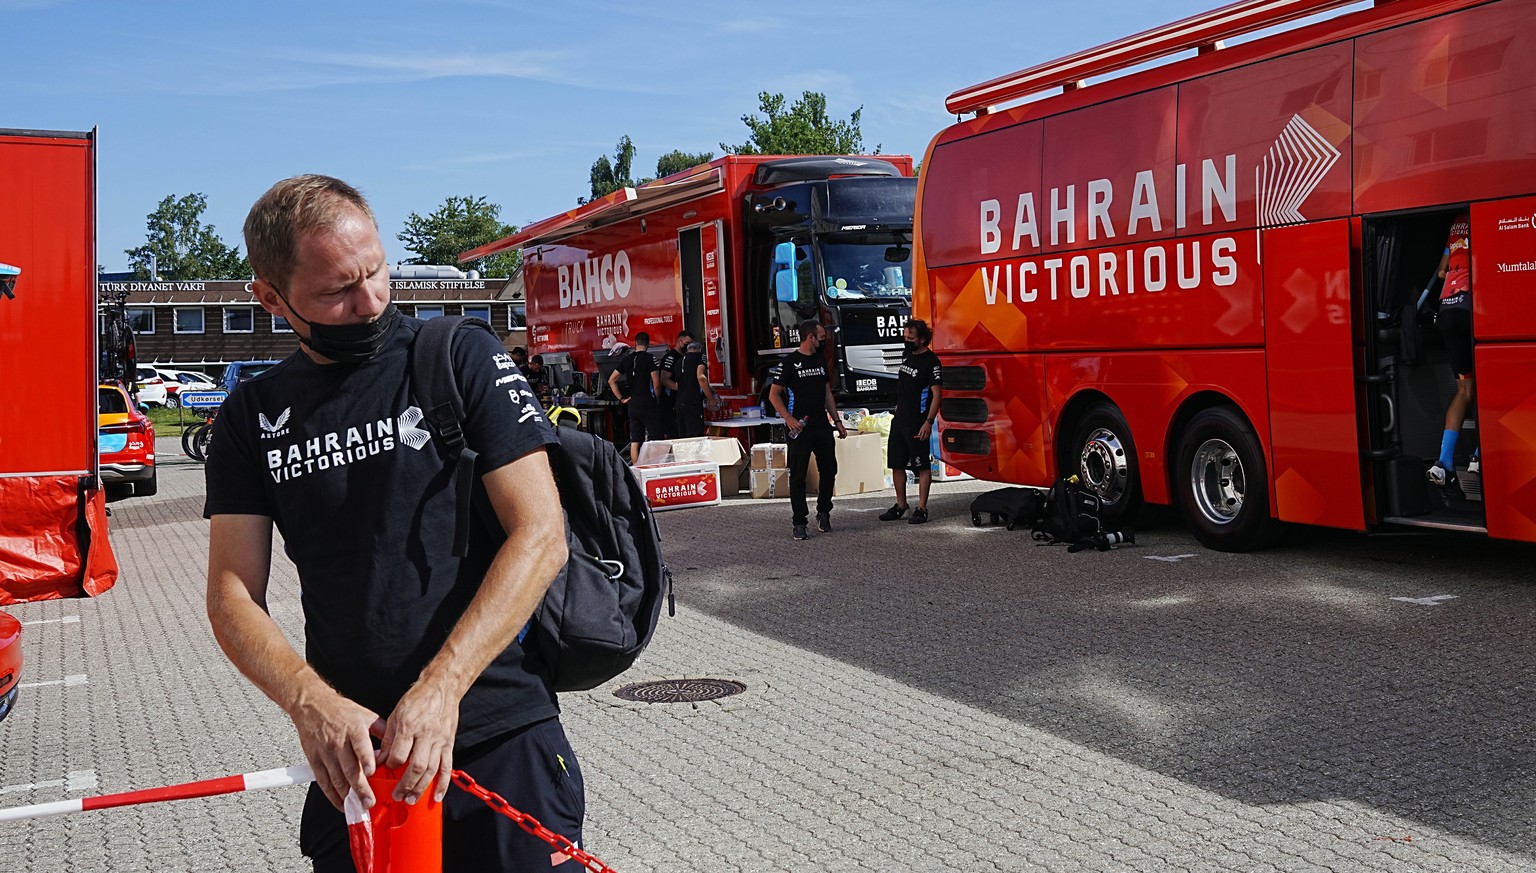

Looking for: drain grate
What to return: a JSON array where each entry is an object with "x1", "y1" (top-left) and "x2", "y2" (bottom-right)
[{"x1": 613, "y1": 678, "x2": 747, "y2": 704}]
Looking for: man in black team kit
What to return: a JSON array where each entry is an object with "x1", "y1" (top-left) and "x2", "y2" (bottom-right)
[
  {"x1": 674, "y1": 339, "x2": 720, "y2": 438},
  {"x1": 656, "y1": 331, "x2": 690, "y2": 439},
  {"x1": 204, "y1": 175, "x2": 581, "y2": 872},
  {"x1": 608, "y1": 331, "x2": 662, "y2": 464},
  {"x1": 879, "y1": 319, "x2": 943, "y2": 525},
  {"x1": 769, "y1": 319, "x2": 848, "y2": 540}
]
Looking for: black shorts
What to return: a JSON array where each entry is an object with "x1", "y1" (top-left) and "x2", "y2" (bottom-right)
[
  {"x1": 627, "y1": 406, "x2": 661, "y2": 443},
  {"x1": 887, "y1": 424, "x2": 932, "y2": 473},
  {"x1": 1439, "y1": 306, "x2": 1474, "y2": 376},
  {"x1": 301, "y1": 717, "x2": 585, "y2": 872}
]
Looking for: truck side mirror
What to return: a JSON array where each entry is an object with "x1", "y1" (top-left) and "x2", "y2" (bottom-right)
[{"x1": 773, "y1": 242, "x2": 798, "y2": 303}]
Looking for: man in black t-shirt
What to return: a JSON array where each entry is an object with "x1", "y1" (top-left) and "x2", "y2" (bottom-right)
[
  {"x1": 879, "y1": 319, "x2": 944, "y2": 525},
  {"x1": 769, "y1": 319, "x2": 848, "y2": 540},
  {"x1": 608, "y1": 331, "x2": 662, "y2": 463},
  {"x1": 656, "y1": 331, "x2": 689, "y2": 439},
  {"x1": 674, "y1": 339, "x2": 720, "y2": 438},
  {"x1": 205, "y1": 176, "x2": 581, "y2": 872}
]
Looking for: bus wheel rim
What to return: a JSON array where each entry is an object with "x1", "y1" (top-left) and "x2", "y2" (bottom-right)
[
  {"x1": 1190, "y1": 438, "x2": 1244, "y2": 525},
  {"x1": 1080, "y1": 427, "x2": 1130, "y2": 506}
]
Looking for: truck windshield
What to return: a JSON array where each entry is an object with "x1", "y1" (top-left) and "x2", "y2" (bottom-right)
[{"x1": 818, "y1": 235, "x2": 912, "y2": 302}]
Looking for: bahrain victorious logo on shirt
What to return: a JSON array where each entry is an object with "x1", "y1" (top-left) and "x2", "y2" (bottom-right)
[{"x1": 264, "y1": 405, "x2": 430, "y2": 483}]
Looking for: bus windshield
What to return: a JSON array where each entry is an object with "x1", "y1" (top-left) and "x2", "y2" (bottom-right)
[{"x1": 818, "y1": 234, "x2": 912, "y2": 302}]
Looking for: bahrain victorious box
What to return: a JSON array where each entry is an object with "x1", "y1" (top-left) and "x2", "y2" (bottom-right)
[{"x1": 635, "y1": 462, "x2": 722, "y2": 511}]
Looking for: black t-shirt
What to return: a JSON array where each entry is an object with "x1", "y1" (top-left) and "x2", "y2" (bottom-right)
[
  {"x1": 203, "y1": 315, "x2": 560, "y2": 748},
  {"x1": 676, "y1": 351, "x2": 706, "y2": 407},
  {"x1": 526, "y1": 366, "x2": 551, "y2": 404},
  {"x1": 895, "y1": 349, "x2": 942, "y2": 426},
  {"x1": 657, "y1": 347, "x2": 682, "y2": 407},
  {"x1": 773, "y1": 351, "x2": 832, "y2": 429},
  {"x1": 627, "y1": 349, "x2": 658, "y2": 409}
]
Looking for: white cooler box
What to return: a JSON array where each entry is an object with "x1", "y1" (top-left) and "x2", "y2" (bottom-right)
[{"x1": 635, "y1": 462, "x2": 722, "y2": 511}]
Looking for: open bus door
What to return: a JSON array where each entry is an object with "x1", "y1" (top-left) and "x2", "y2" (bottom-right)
[
  {"x1": 1263, "y1": 218, "x2": 1367, "y2": 532},
  {"x1": 679, "y1": 221, "x2": 732, "y2": 388}
]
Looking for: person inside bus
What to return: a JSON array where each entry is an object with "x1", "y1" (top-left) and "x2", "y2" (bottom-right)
[{"x1": 1425, "y1": 210, "x2": 1477, "y2": 489}]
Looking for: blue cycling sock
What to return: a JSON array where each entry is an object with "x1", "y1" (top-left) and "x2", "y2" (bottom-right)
[{"x1": 1439, "y1": 430, "x2": 1458, "y2": 470}]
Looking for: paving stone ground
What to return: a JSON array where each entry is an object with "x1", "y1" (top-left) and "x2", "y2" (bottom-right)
[{"x1": 3, "y1": 436, "x2": 1535, "y2": 871}]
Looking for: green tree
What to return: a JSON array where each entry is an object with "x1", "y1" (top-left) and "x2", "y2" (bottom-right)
[
  {"x1": 655, "y1": 149, "x2": 715, "y2": 178},
  {"x1": 586, "y1": 135, "x2": 646, "y2": 203},
  {"x1": 720, "y1": 91, "x2": 875, "y2": 156},
  {"x1": 125, "y1": 193, "x2": 250, "y2": 279},
  {"x1": 399, "y1": 196, "x2": 520, "y2": 276}
]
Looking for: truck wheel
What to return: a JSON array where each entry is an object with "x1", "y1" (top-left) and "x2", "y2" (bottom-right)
[
  {"x1": 1067, "y1": 401, "x2": 1142, "y2": 528},
  {"x1": 1174, "y1": 407, "x2": 1281, "y2": 552}
]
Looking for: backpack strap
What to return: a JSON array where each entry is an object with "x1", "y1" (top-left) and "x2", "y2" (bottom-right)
[{"x1": 409, "y1": 316, "x2": 484, "y2": 558}]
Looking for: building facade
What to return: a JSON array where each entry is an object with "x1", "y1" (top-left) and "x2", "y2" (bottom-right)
[{"x1": 104, "y1": 274, "x2": 526, "y2": 370}]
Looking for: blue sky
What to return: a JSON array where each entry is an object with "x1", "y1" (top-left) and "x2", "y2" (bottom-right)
[{"x1": 4, "y1": 0, "x2": 1335, "y2": 273}]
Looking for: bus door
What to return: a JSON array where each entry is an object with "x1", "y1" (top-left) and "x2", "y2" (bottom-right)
[
  {"x1": 679, "y1": 222, "x2": 732, "y2": 387},
  {"x1": 1360, "y1": 208, "x2": 1485, "y2": 531},
  {"x1": 1262, "y1": 218, "x2": 1366, "y2": 531}
]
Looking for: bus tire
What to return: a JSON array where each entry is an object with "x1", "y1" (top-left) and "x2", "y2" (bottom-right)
[
  {"x1": 1067, "y1": 401, "x2": 1142, "y2": 528},
  {"x1": 1174, "y1": 406, "x2": 1282, "y2": 552}
]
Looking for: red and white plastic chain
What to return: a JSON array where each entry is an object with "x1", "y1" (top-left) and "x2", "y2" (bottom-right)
[{"x1": 451, "y1": 770, "x2": 620, "y2": 873}]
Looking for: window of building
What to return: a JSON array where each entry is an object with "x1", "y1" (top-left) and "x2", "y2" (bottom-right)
[
  {"x1": 509, "y1": 306, "x2": 526, "y2": 330},
  {"x1": 224, "y1": 307, "x2": 255, "y2": 333},
  {"x1": 272, "y1": 313, "x2": 293, "y2": 333},
  {"x1": 125, "y1": 307, "x2": 154, "y2": 335},
  {"x1": 464, "y1": 305, "x2": 491, "y2": 323},
  {"x1": 174, "y1": 308, "x2": 205, "y2": 334},
  {"x1": 416, "y1": 305, "x2": 444, "y2": 320}
]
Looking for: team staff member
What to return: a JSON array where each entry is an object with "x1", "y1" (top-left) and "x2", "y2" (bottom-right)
[
  {"x1": 674, "y1": 339, "x2": 721, "y2": 438},
  {"x1": 1428, "y1": 210, "x2": 1477, "y2": 488},
  {"x1": 608, "y1": 331, "x2": 662, "y2": 464},
  {"x1": 205, "y1": 175, "x2": 582, "y2": 872},
  {"x1": 656, "y1": 332, "x2": 691, "y2": 439},
  {"x1": 879, "y1": 319, "x2": 943, "y2": 525},
  {"x1": 769, "y1": 320, "x2": 848, "y2": 540}
]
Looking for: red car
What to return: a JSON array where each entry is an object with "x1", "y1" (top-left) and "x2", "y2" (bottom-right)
[
  {"x1": 98, "y1": 381, "x2": 157, "y2": 500},
  {"x1": 0, "y1": 611, "x2": 19, "y2": 722}
]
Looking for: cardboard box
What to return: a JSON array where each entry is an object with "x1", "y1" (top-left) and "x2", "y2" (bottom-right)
[
  {"x1": 634, "y1": 462, "x2": 721, "y2": 511},
  {"x1": 750, "y1": 468, "x2": 792, "y2": 499},
  {"x1": 751, "y1": 442, "x2": 788, "y2": 472},
  {"x1": 806, "y1": 432, "x2": 887, "y2": 497},
  {"x1": 635, "y1": 437, "x2": 747, "y2": 495}
]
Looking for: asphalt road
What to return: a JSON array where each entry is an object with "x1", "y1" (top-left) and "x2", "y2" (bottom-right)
[{"x1": 2, "y1": 436, "x2": 1534, "y2": 871}]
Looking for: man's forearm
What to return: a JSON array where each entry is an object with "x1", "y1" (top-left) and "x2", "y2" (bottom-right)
[
  {"x1": 208, "y1": 583, "x2": 334, "y2": 715},
  {"x1": 416, "y1": 521, "x2": 567, "y2": 698}
]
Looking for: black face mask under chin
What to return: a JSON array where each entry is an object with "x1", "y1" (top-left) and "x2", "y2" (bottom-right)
[
  {"x1": 274, "y1": 288, "x2": 399, "y2": 365},
  {"x1": 903, "y1": 340, "x2": 919, "y2": 353}
]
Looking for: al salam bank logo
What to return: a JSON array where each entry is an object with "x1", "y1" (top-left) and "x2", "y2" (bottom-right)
[{"x1": 1256, "y1": 114, "x2": 1341, "y2": 228}]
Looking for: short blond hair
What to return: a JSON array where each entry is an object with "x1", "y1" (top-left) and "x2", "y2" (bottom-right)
[{"x1": 244, "y1": 175, "x2": 377, "y2": 287}]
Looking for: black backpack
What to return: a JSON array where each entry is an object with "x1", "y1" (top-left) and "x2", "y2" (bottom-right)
[
  {"x1": 1032, "y1": 475, "x2": 1103, "y2": 546},
  {"x1": 410, "y1": 317, "x2": 673, "y2": 692}
]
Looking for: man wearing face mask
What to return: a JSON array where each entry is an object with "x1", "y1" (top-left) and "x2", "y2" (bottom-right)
[
  {"x1": 203, "y1": 175, "x2": 582, "y2": 871},
  {"x1": 878, "y1": 319, "x2": 943, "y2": 525},
  {"x1": 769, "y1": 319, "x2": 848, "y2": 540}
]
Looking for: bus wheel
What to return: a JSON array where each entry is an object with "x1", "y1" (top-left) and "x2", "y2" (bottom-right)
[
  {"x1": 1175, "y1": 407, "x2": 1281, "y2": 552},
  {"x1": 1069, "y1": 402, "x2": 1142, "y2": 528}
]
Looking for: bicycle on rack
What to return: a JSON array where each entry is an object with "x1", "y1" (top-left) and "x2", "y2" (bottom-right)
[{"x1": 181, "y1": 409, "x2": 217, "y2": 463}]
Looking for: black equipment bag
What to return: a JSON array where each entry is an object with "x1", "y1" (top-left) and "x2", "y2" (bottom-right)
[
  {"x1": 410, "y1": 317, "x2": 673, "y2": 692},
  {"x1": 969, "y1": 487, "x2": 1047, "y2": 531}
]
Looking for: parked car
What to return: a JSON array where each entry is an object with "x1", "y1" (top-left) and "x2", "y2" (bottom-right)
[
  {"x1": 154, "y1": 368, "x2": 218, "y2": 407},
  {"x1": 133, "y1": 364, "x2": 168, "y2": 408},
  {"x1": 0, "y1": 610, "x2": 20, "y2": 723},
  {"x1": 219, "y1": 360, "x2": 281, "y2": 393},
  {"x1": 98, "y1": 381, "x2": 156, "y2": 501}
]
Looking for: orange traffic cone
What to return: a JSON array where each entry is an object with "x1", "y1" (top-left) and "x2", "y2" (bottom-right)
[{"x1": 348, "y1": 766, "x2": 443, "y2": 873}]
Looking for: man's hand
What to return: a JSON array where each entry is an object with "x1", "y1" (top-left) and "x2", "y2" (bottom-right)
[
  {"x1": 378, "y1": 678, "x2": 461, "y2": 805},
  {"x1": 917, "y1": 420, "x2": 933, "y2": 441},
  {"x1": 836, "y1": 420, "x2": 849, "y2": 439},
  {"x1": 786, "y1": 416, "x2": 805, "y2": 438},
  {"x1": 290, "y1": 688, "x2": 384, "y2": 812}
]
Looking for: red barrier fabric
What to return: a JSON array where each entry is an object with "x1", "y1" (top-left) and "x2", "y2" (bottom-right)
[{"x1": 0, "y1": 476, "x2": 117, "y2": 604}]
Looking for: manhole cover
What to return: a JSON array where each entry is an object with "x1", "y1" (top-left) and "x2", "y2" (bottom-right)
[{"x1": 613, "y1": 678, "x2": 747, "y2": 704}]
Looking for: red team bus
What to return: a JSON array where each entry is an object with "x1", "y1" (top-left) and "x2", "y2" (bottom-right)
[
  {"x1": 464, "y1": 155, "x2": 917, "y2": 408},
  {"x1": 914, "y1": 0, "x2": 1536, "y2": 550}
]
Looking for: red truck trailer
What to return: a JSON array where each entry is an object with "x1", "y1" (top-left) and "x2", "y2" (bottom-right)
[
  {"x1": 0, "y1": 127, "x2": 118, "y2": 602},
  {"x1": 463, "y1": 154, "x2": 917, "y2": 408},
  {"x1": 914, "y1": 0, "x2": 1536, "y2": 550}
]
